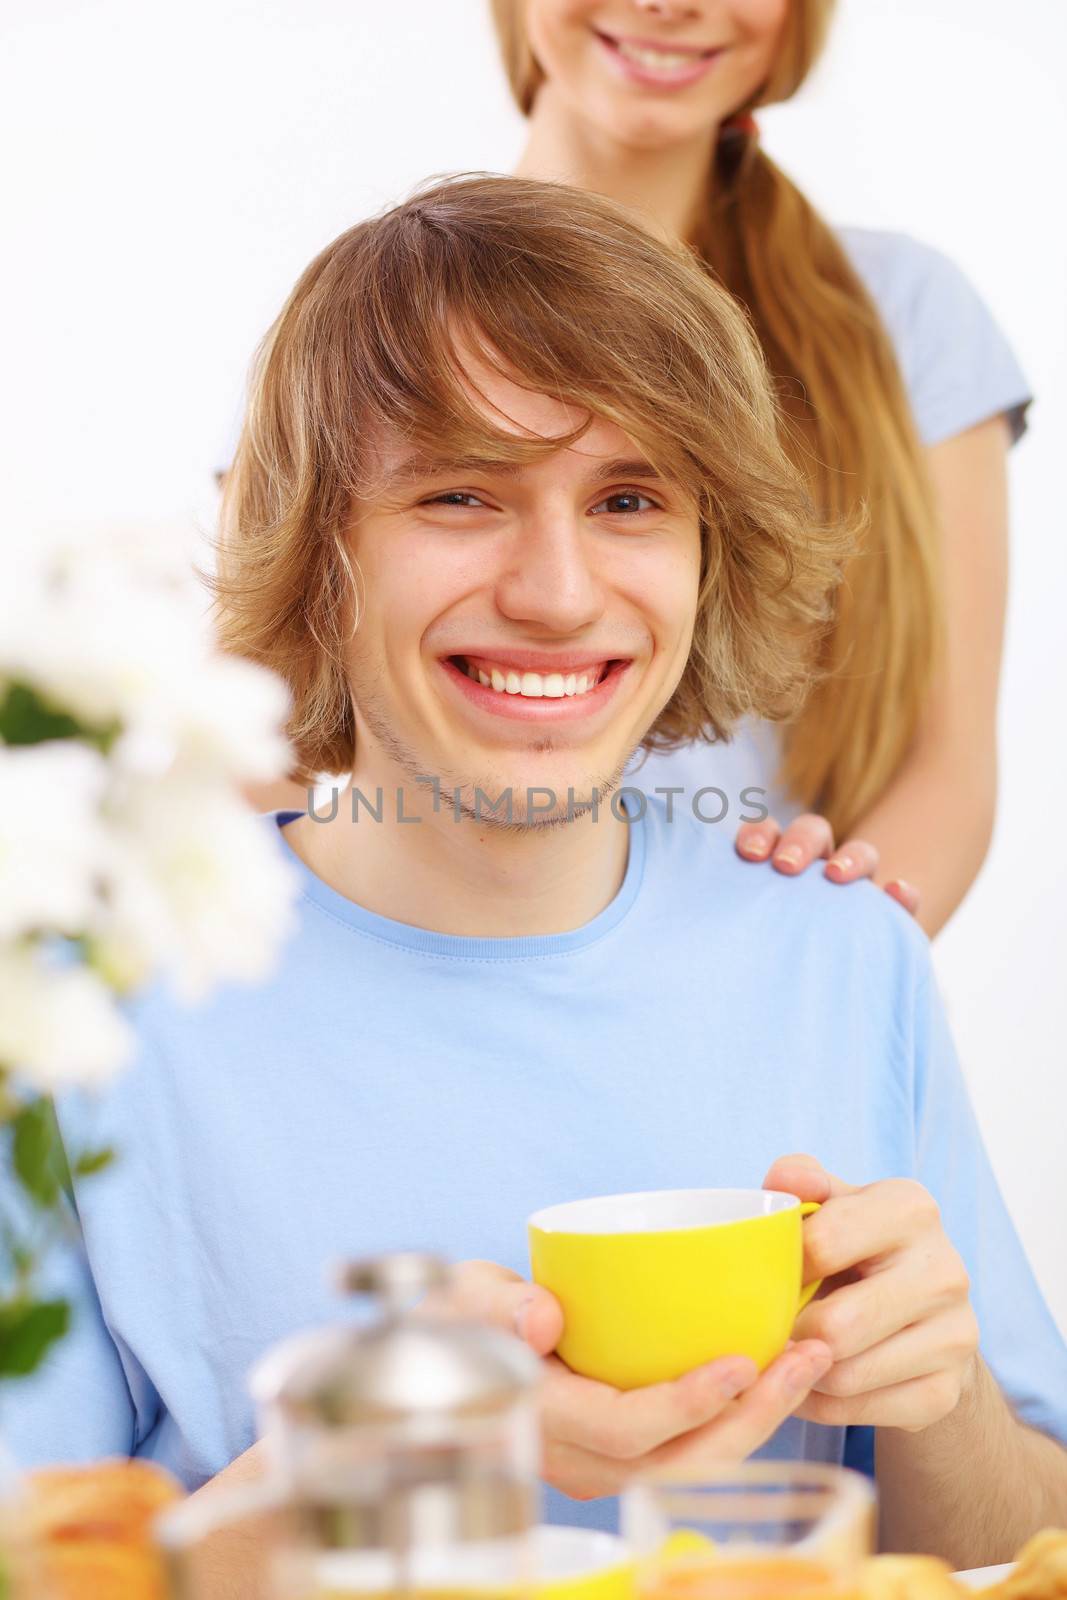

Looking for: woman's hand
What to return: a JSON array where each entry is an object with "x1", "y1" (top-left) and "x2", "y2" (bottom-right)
[
  {"x1": 735, "y1": 812, "x2": 920, "y2": 917},
  {"x1": 764, "y1": 1155, "x2": 980, "y2": 1432},
  {"x1": 433, "y1": 1260, "x2": 832, "y2": 1499}
]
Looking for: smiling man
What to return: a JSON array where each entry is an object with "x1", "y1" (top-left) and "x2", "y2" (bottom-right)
[{"x1": 8, "y1": 177, "x2": 1067, "y2": 1581}]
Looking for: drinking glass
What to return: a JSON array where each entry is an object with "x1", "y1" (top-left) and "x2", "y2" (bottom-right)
[{"x1": 622, "y1": 1462, "x2": 876, "y2": 1600}]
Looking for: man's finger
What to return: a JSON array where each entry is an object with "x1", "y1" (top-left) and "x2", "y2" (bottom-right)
[
  {"x1": 762, "y1": 1153, "x2": 857, "y2": 1206},
  {"x1": 795, "y1": 1366, "x2": 966, "y2": 1431},
  {"x1": 771, "y1": 814, "x2": 835, "y2": 875},
  {"x1": 793, "y1": 1253, "x2": 952, "y2": 1359},
  {"x1": 809, "y1": 1306, "x2": 979, "y2": 1400},
  {"x1": 445, "y1": 1260, "x2": 564, "y2": 1356},
  {"x1": 736, "y1": 817, "x2": 782, "y2": 862},
  {"x1": 643, "y1": 1341, "x2": 833, "y2": 1476},
  {"x1": 541, "y1": 1434, "x2": 629, "y2": 1502},
  {"x1": 541, "y1": 1350, "x2": 760, "y2": 1461},
  {"x1": 796, "y1": 1179, "x2": 941, "y2": 1285}
]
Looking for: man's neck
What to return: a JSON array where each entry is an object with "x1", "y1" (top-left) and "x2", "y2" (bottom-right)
[
  {"x1": 283, "y1": 774, "x2": 633, "y2": 939},
  {"x1": 513, "y1": 82, "x2": 718, "y2": 246}
]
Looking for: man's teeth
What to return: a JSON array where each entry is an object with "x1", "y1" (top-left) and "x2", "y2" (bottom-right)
[
  {"x1": 459, "y1": 661, "x2": 606, "y2": 698},
  {"x1": 615, "y1": 39, "x2": 707, "y2": 70}
]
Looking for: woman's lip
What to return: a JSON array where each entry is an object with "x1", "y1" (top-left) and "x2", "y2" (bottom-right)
[
  {"x1": 597, "y1": 29, "x2": 714, "y2": 57},
  {"x1": 592, "y1": 28, "x2": 722, "y2": 88},
  {"x1": 439, "y1": 655, "x2": 631, "y2": 722}
]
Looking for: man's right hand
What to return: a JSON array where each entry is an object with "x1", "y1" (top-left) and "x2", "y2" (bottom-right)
[{"x1": 438, "y1": 1260, "x2": 833, "y2": 1501}]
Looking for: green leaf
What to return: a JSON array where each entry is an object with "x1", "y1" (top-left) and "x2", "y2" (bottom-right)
[
  {"x1": 73, "y1": 1146, "x2": 114, "y2": 1178},
  {"x1": 11, "y1": 1099, "x2": 65, "y2": 1209},
  {"x1": 0, "y1": 681, "x2": 86, "y2": 745},
  {"x1": 0, "y1": 679, "x2": 120, "y2": 752},
  {"x1": 0, "y1": 1298, "x2": 70, "y2": 1378}
]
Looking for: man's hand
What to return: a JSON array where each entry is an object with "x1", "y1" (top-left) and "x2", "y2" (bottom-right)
[
  {"x1": 433, "y1": 1260, "x2": 832, "y2": 1500},
  {"x1": 764, "y1": 1155, "x2": 979, "y2": 1432}
]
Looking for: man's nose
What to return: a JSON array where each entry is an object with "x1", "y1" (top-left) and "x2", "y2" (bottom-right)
[{"x1": 494, "y1": 514, "x2": 606, "y2": 634}]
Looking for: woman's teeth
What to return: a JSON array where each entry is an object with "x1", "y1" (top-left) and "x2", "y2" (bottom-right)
[
  {"x1": 613, "y1": 39, "x2": 708, "y2": 70},
  {"x1": 457, "y1": 660, "x2": 607, "y2": 698}
]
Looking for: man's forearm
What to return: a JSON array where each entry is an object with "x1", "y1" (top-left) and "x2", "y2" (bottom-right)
[
  {"x1": 171, "y1": 1439, "x2": 292, "y2": 1600},
  {"x1": 876, "y1": 1356, "x2": 1067, "y2": 1568}
]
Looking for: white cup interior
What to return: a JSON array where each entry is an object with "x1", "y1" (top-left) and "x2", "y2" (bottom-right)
[{"x1": 529, "y1": 1188, "x2": 800, "y2": 1236}]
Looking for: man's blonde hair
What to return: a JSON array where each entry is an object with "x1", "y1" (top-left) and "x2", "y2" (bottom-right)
[{"x1": 215, "y1": 174, "x2": 851, "y2": 783}]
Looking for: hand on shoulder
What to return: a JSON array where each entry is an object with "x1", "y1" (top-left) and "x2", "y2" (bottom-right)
[{"x1": 735, "y1": 813, "x2": 920, "y2": 919}]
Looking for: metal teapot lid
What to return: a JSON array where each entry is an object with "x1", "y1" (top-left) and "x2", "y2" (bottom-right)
[{"x1": 250, "y1": 1251, "x2": 539, "y2": 1430}]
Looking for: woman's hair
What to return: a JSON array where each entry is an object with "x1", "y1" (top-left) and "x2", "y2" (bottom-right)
[
  {"x1": 489, "y1": 0, "x2": 942, "y2": 837},
  {"x1": 215, "y1": 175, "x2": 850, "y2": 785}
]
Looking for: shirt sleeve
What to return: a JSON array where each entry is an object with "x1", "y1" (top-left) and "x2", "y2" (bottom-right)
[
  {"x1": 842, "y1": 229, "x2": 1032, "y2": 449},
  {"x1": 911, "y1": 967, "x2": 1067, "y2": 1443},
  {"x1": 0, "y1": 1103, "x2": 161, "y2": 1467}
]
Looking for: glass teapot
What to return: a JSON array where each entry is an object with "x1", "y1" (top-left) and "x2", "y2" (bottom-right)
[{"x1": 157, "y1": 1251, "x2": 542, "y2": 1600}]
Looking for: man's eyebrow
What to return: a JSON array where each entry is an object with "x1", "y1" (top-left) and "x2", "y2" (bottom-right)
[{"x1": 379, "y1": 453, "x2": 669, "y2": 487}]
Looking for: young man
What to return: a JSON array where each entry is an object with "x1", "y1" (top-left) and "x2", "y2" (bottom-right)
[{"x1": 9, "y1": 178, "x2": 1066, "y2": 1575}]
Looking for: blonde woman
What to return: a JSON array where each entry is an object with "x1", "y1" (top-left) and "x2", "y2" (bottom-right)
[{"x1": 490, "y1": 0, "x2": 1029, "y2": 935}]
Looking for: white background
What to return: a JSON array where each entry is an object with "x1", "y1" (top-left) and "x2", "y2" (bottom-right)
[{"x1": 2, "y1": 2, "x2": 1065, "y2": 1329}]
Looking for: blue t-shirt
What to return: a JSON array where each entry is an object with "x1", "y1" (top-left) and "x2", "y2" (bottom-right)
[
  {"x1": 6, "y1": 801, "x2": 1065, "y2": 1531},
  {"x1": 839, "y1": 228, "x2": 1031, "y2": 447},
  {"x1": 632, "y1": 228, "x2": 1033, "y2": 821}
]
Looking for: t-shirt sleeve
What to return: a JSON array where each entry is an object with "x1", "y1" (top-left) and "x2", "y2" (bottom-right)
[
  {"x1": 843, "y1": 230, "x2": 1032, "y2": 449},
  {"x1": 911, "y1": 968, "x2": 1067, "y2": 1442},
  {"x1": 0, "y1": 1102, "x2": 161, "y2": 1467}
]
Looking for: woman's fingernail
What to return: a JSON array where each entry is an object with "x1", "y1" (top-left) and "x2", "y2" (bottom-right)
[
  {"x1": 827, "y1": 855, "x2": 851, "y2": 873},
  {"x1": 775, "y1": 848, "x2": 802, "y2": 868},
  {"x1": 743, "y1": 838, "x2": 770, "y2": 858},
  {"x1": 888, "y1": 879, "x2": 913, "y2": 896}
]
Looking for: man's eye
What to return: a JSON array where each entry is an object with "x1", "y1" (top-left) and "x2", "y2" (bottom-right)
[
  {"x1": 592, "y1": 490, "x2": 658, "y2": 516},
  {"x1": 423, "y1": 491, "x2": 486, "y2": 509}
]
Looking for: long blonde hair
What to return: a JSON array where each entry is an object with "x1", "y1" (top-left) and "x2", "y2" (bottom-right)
[
  {"x1": 215, "y1": 176, "x2": 850, "y2": 782},
  {"x1": 490, "y1": 0, "x2": 942, "y2": 837}
]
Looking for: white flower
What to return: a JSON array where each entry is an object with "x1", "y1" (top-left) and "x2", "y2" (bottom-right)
[
  {"x1": 113, "y1": 651, "x2": 292, "y2": 784},
  {"x1": 0, "y1": 743, "x2": 109, "y2": 939},
  {"x1": 1, "y1": 538, "x2": 293, "y2": 784},
  {"x1": 1, "y1": 555, "x2": 192, "y2": 729},
  {"x1": 0, "y1": 947, "x2": 135, "y2": 1092},
  {"x1": 100, "y1": 778, "x2": 300, "y2": 1004}
]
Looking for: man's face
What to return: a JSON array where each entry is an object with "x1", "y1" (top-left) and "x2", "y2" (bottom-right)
[{"x1": 343, "y1": 346, "x2": 702, "y2": 824}]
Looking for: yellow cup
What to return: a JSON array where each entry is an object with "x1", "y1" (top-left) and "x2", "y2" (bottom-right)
[{"x1": 528, "y1": 1188, "x2": 821, "y2": 1391}]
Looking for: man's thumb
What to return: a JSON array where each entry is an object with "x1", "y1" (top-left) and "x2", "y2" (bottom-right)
[
  {"x1": 447, "y1": 1260, "x2": 564, "y2": 1357},
  {"x1": 763, "y1": 1153, "x2": 856, "y2": 1203}
]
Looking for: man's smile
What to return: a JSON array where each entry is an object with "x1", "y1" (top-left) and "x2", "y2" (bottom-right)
[{"x1": 439, "y1": 651, "x2": 633, "y2": 722}]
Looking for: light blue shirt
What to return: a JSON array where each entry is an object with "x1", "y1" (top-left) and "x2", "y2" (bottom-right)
[
  {"x1": 840, "y1": 228, "x2": 1031, "y2": 447},
  {"x1": 632, "y1": 228, "x2": 1032, "y2": 822},
  {"x1": 5, "y1": 801, "x2": 1065, "y2": 1532}
]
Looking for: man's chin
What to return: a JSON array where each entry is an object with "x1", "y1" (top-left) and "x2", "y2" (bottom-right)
[{"x1": 447, "y1": 761, "x2": 630, "y2": 830}]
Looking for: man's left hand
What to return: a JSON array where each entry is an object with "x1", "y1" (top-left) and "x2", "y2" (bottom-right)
[{"x1": 764, "y1": 1154, "x2": 980, "y2": 1432}]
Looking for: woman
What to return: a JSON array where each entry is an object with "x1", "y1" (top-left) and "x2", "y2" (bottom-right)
[{"x1": 489, "y1": 0, "x2": 1029, "y2": 934}]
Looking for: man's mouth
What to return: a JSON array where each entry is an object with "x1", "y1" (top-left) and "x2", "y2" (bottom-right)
[{"x1": 449, "y1": 654, "x2": 620, "y2": 700}]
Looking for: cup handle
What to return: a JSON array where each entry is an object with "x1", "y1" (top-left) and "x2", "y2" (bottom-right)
[{"x1": 797, "y1": 1200, "x2": 822, "y2": 1311}]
